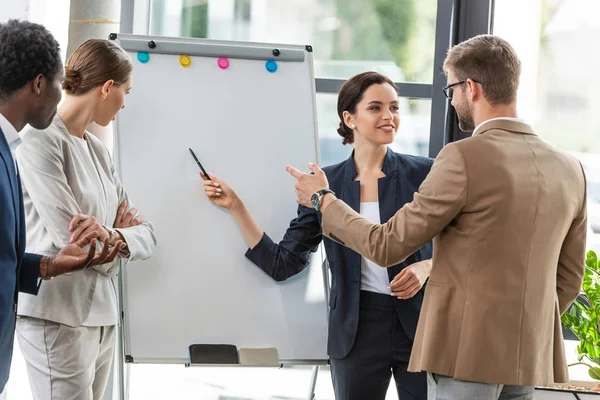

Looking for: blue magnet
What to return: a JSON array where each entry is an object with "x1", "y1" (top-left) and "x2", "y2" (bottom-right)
[
  {"x1": 137, "y1": 52, "x2": 150, "y2": 64},
  {"x1": 265, "y1": 60, "x2": 278, "y2": 73}
]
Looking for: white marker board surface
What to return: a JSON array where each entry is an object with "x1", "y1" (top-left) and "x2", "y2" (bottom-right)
[{"x1": 113, "y1": 34, "x2": 328, "y2": 364}]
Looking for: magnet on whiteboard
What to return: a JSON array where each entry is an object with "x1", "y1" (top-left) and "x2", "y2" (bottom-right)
[
  {"x1": 179, "y1": 55, "x2": 192, "y2": 68},
  {"x1": 217, "y1": 57, "x2": 230, "y2": 70},
  {"x1": 137, "y1": 52, "x2": 150, "y2": 64},
  {"x1": 265, "y1": 60, "x2": 278, "y2": 73}
]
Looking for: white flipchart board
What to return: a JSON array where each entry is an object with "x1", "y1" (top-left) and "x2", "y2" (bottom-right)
[{"x1": 112, "y1": 34, "x2": 328, "y2": 364}]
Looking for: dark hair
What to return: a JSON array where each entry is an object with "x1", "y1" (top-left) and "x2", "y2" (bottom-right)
[
  {"x1": 336, "y1": 72, "x2": 397, "y2": 145},
  {"x1": 0, "y1": 19, "x2": 62, "y2": 102},
  {"x1": 63, "y1": 39, "x2": 132, "y2": 95},
  {"x1": 443, "y1": 34, "x2": 521, "y2": 105}
]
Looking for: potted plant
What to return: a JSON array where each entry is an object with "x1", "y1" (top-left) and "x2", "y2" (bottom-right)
[{"x1": 561, "y1": 250, "x2": 600, "y2": 392}]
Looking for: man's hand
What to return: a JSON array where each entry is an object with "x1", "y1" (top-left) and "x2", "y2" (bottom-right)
[
  {"x1": 389, "y1": 259, "x2": 432, "y2": 299},
  {"x1": 285, "y1": 162, "x2": 330, "y2": 208},
  {"x1": 43, "y1": 232, "x2": 124, "y2": 278},
  {"x1": 69, "y1": 214, "x2": 109, "y2": 243}
]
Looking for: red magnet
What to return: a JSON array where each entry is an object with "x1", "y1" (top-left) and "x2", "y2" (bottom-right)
[{"x1": 218, "y1": 57, "x2": 230, "y2": 70}]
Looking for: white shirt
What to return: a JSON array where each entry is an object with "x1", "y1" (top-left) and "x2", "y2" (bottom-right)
[
  {"x1": 472, "y1": 117, "x2": 527, "y2": 136},
  {"x1": 359, "y1": 202, "x2": 392, "y2": 295},
  {"x1": 0, "y1": 112, "x2": 21, "y2": 167}
]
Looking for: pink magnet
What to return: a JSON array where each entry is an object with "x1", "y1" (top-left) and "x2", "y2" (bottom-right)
[{"x1": 217, "y1": 57, "x2": 230, "y2": 70}]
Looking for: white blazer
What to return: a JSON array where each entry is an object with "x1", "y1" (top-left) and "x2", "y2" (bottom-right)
[{"x1": 16, "y1": 116, "x2": 156, "y2": 327}]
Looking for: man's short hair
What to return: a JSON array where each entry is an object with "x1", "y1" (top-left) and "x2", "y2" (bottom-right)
[
  {"x1": 443, "y1": 34, "x2": 521, "y2": 105},
  {"x1": 0, "y1": 20, "x2": 62, "y2": 102}
]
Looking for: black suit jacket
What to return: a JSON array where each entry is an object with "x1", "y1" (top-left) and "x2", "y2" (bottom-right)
[
  {"x1": 0, "y1": 127, "x2": 41, "y2": 392},
  {"x1": 246, "y1": 148, "x2": 433, "y2": 359}
]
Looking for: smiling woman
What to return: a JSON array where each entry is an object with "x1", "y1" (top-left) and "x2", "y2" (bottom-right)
[{"x1": 200, "y1": 71, "x2": 434, "y2": 400}]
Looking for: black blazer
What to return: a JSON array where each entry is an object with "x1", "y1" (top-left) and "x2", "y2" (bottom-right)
[
  {"x1": 246, "y1": 148, "x2": 433, "y2": 359},
  {"x1": 0, "y1": 128, "x2": 41, "y2": 392}
]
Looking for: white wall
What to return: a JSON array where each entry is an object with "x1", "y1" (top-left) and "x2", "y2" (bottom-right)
[
  {"x1": 0, "y1": 0, "x2": 70, "y2": 61},
  {"x1": 0, "y1": 0, "x2": 29, "y2": 21}
]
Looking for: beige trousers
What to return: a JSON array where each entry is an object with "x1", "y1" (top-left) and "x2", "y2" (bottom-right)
[
  {"x1": 16, "y1": 318, "x2": 115, "y2": 400},
  {"x1": 427, "y1": 373, "x2": 535, "y2": 400}
]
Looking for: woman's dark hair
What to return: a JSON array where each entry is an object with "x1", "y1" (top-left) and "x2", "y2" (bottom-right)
[
  {"x1": 63, "y1": 39, "x2": 132, "y2": 95},
  {"x1": 336, "y1": 71, "x2": 397, "y2": 144}
]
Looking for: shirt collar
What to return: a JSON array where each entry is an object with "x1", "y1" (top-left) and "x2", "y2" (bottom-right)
[
  {"x1": 0, "y1": 112, "x2": 21, "y2": 151},
  {"x1": 472, "y1": 117, "x2": 526, "y2": 136}
]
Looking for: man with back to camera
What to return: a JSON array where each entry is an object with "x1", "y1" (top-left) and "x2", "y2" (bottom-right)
[
  {"x1": 288, "y1": 34, "x2": 587, "y2": 399},
  {"x1": 0, "y1": 19, "x2": 124, "y2": 399}
]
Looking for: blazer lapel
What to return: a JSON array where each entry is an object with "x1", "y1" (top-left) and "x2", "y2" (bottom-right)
[
  {"x1": 378, "y1": 148, "x2": 401, "y2": 224},
  {"x1": 0, "y1": 128, "x2": 19, "y2": 232},
  {"x1": 341, "y1": 150, "x2": 361, "y2": 211},
  {"x1": 341, "y1": 152, "x2": 362, "y2": 281},
  {"x1": 378, "y1": 149, "x2": 416, "y2": 279}
]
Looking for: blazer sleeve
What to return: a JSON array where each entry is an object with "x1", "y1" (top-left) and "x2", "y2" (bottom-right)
[
  {"x1": 15, "y1": 131, "x2": 83, "y2": 250},
  {"x1": 19, "y1": 253, "x2": 42, "y2": 295},
  {"x1": 556, "y1": 167, "x2": 587, "y2": 315},
  {"x1": 108, "y1": 158, "x2": 157, "y2": 262},
  {"x1": 245, "y1": 204, "x2": 323, "y2": 282},
  {"x1": 322, "y1": 143, "x2": 468, "y2": 267}
]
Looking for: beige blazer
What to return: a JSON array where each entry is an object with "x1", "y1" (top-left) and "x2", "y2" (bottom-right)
[
  {"x1": 15, "y1": 116, "x2": 156, "y2": 327},
  {"x1": 322, "y1": 120, "x2": 587, "y2": 386}
]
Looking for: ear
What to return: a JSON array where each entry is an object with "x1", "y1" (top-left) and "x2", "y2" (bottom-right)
[
  {"x1": 465, "y1": 78, "x2": 481, "y2": 102},
  {"x1": 342, "y1": 111, "x2": 354, "y2": 129},
  {"x1": 100, "y1": 79, "x2": 115, "y2": 99},
  {"x1": 32, "y1": 74, "x2": 45, "y2": 96}
]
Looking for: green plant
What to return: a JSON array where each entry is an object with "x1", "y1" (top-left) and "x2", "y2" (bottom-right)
[{"x1": 562, "y1": 250, "x2": 600, "y2": 380}]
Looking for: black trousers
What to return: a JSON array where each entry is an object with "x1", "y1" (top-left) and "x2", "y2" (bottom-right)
[{"x1": 329, "y1": 290, "x2": 426, "y2": 400}]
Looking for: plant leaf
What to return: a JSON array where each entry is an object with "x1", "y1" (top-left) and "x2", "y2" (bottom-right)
[
  {"x1": 589, "y1": 366, "x2": 600, "y2": 381},
  {"x1": 587, "y1": 250, "x2": 598, "y2": 267}
]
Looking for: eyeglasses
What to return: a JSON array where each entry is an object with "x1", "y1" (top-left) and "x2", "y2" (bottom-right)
[{"x1": 442, "y1": 79, "x2": 482, "y2": 100}]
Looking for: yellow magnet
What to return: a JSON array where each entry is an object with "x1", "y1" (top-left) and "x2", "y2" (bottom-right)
[{"x1": 179, "y1": 55, "x2": 192, "y2": 68}]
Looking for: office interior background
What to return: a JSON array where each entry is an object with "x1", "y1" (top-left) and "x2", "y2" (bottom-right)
[{"x1": 1, "y1": 0, "x2": 599, "y2": 398}]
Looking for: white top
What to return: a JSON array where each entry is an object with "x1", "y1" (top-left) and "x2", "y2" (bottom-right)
[
  {"x1": 472, "y1": 117, "x2": 527, "y2": 136},
  {"x1": 0, "y1": 112, "x2": 21, "y2": 165},
  {"x1": 359, "y1": 202, "x2": 392, "y2": 295},
  {"x1": 70, "y1": 138, "x2": 119, "y2": 326}
]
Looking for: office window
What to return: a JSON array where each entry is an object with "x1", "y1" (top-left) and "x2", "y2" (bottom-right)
[
  {"x1": 148, "y1": 0, "x2": 437, "y2": 83},
  {"x1": 494, "y1": 0, "x2": 600, "y2": 386},
  {"x1": 493, "y1": 0, "x2": 600, "y2": 253}
]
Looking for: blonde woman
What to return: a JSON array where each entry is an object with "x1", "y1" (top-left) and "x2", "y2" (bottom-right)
[{"x1": 15, "y1": 39, "x2": 156, "y2": 400}]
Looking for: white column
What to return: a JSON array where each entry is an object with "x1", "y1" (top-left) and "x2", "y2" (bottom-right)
[{"x1": 66, "y1": 0, "x2": 122, "y2": 151}]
